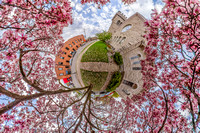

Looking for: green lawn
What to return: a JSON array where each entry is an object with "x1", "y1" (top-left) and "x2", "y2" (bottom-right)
[
  {"x1": 81, "y1": 41, "x2": 108, "y2": 62},
  {"x1": 81, "y1": 69, "x2": 108, "y2": 91}
]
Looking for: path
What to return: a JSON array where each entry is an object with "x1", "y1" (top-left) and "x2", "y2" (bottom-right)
[
  {"x1": 71, "y1": 40, "x2": 96, "y2": 88},
  {"x1": 80, "y1": 62, "x2": 119, "y2": 72}
]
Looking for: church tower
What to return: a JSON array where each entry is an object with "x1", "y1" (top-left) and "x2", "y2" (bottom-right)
[{"x1": 108, "y1": 11, "x2": 127, "y2": 34}]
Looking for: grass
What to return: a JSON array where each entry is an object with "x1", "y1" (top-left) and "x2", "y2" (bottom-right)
[
  {"x1": 81, "y1": 69, "x2": 108, "y2": 91},
  {"x1": 81, "y1": 41, "x2": 108, "y2": 62},
  {"x1": 80, "y1": 41, "x2": 93, "y2": 54}
]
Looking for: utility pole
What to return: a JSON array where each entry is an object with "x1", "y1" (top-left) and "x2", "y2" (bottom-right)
[{"x1": 84, "y1": 28, "x2": 86, "y2": 39}]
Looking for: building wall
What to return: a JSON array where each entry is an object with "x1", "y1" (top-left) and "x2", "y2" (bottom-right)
[
  {"x1": 110, "y1": 12, "x2": 146, "y2": 51},
  {"x1": 87, "y1": 37, "x2": 98, "y2": 42},
  {"x1": 108, "y1": 12, "x2": 147, "y2": 99},
  {"x1": 108, "y1": 11, "x2": 127, "y2": 34},
  {"x1": 55, "y1": 35, "x2": 85, "y2": 79}
]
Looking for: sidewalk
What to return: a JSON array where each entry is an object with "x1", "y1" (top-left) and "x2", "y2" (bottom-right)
[
  {"x1": 80, "y1": 62, "x2": 119, "y2": 72},
  {"x1": 71, "y1": 40, "x2": 97, "y2": 88}
]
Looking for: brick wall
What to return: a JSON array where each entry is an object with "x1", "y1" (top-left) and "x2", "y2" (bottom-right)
[{"x1": 55, "y1": 35, "x2": 85, "y2": 79}]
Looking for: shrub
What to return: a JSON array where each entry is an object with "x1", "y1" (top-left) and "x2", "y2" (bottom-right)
[
  {"x1": 114, "y1": 52, "x2": 123, "y2": 65},
  {"x1": 106, "y1": 72, "x2": 122, "y2": 92}
]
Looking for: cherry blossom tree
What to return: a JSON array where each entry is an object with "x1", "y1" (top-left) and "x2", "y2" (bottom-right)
[
  {"x1": 2, "y1": 0, "x2": 198, "y2": 132},
  {"x1": 142, "y1": 0, "x2": 200, "y2": 132},
  {"x1": 0, "y1": 0, "x2": 133, "y2": 132}
]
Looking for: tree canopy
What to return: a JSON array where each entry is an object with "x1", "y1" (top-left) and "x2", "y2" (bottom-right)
[{"x1": 96, "y1": 31, "x2": 112, "y2": 43}]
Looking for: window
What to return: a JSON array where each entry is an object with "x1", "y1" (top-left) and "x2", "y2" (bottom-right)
[
  {"x1": 58, "y1": 68, "x2": 63, "y2": 70},
  {"x1": 75, "y1": 40, "x2": 78, "y2": 43},
  {"x1": 63, "y1": 52, "x2": 66, "y2": 54},
  {"x1": 122, "y1": 89, "x2": 130, "y2": 95},
  {"x1": 117, "y1": 36, "x2": 121, "y2": 42},
  {"x1": 122, "y1": 24, "x2": 132, "y2": 32},
  {"x1": 115, "y1": 36, "x2": 118, "y2": 42},
  {"x1": 69, "y1": 44, "x2": 72, "y2": 47},
  {"x1": 131, "y1": 55, "x2": 140, "y2": 60},
  {"x1": 73, "y1": 48, "x2": 75, "y2": 51},
  {"x1": 65, "y1": 65, "x2": 69, "y2": 68},
  {"x1": 114, "y1": 36, "x2": 117, "y2": 41},
  {"x1": 58, "y1": 62, "x2": 63, "y2": 65},
  {"x1": 139, "y1": 44, "x2": 145, "y2": 51},
  {"x1": 123, "y1": 80, "x2": 134, "y2": 87},
  {"x1": 133, "y1": 61, "x2": 140, "y2": 65},
  {"x1": 133, "y1": 84, "x2": 138, "y2": 89},
  {"x1": 68, "y1": 55, "x2": 71, "y2": 58},
  {"x1": 123, "y1": 80, "x2": 138, "y2": 89},
  {"x1": 60, "y1": 57, "x2": 64, "y2": 59},
  {"x1": 59, "y1": 73, "x2": 64, "y2": 76},
  {"x1": 66, "y1": 70, "x2": 71, "y2": 75},
  {"x1": 66, "y1": 60, "x2": 69, "y2": 63},
  {"x1": 72, "y1": 42, "x2": 75, "y2": 45},
  {"x1": 119, "y1": 37, "x2": 126, "y2": 44},
  {"x1": 117, "y1": 20, "x2": 121, "y2": 25},
  {"x1": 66, "y1": 47, "x2": 69, "y2": 50},
  {"x1": 76, "y1": 46, "x2": 78, "y2": 48},
  {"x1": 132, "y1": 67, "x2": 141, "y2": 70}
]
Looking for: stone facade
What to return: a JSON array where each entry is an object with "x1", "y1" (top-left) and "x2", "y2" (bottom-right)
[
  {"x1": 55, "y1": 35, "x2": 85, "y2": 79},
  {"x1": 108, "y1": 12, "x2": 146, "y2": 99}
]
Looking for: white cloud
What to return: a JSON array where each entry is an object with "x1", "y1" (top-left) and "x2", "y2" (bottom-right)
[
  {"x1": 62, "y1": 0, "x2": 164, "y2": 41},
  {"x1": 155, "y1": 3, "x2": 164, "y2": 13},
  {"x1": 75, "y1": 3, "x2": 83, "y2": 12},
  {"x1": 90, "y1": 6, "x2": 97, "y2": 13},
  {"x1": 70, "y1": 1, "x2": 75, "y2": 7},
  {"x1": 100, "y1": 13, "x2": 107, "y2": 19}
]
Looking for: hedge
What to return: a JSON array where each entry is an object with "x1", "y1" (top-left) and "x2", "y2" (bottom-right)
[
  {"x1": 106, "y1": 72, "x2": 122, "y2": 92},
  {"x1": 114, "y1": 52, "x2": 123, "y2": 65}
]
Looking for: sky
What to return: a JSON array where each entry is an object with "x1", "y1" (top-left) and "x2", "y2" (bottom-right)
[{"x1": 62, "y1": 0, "x2": 164, "y2": 41}]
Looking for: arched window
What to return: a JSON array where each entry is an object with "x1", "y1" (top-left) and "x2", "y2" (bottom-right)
[
  {"x1": 117, "y1": 20, "x2": 121, "y2": 25},
  {"x1": 115, "y1": 36, "x2": 118, "y2": 42},
  {"x1": 72, "y1": 42, "x2": 75, "y2": 45},
  {"x1": 119, "y1": 37, "x2": 126, "y2": 44},
  {"x1": 122, "y1": 24, "x2": 132, "y2": 32},
  {"x1": 117, "y1": 36, "x2": 121, "y2": 42},
  {"x1": 139, "y1": 44, "x2": 145, "y2": 51},
  {"x1": 133, "y1": 84, "x2": 138, "y2": 89}
]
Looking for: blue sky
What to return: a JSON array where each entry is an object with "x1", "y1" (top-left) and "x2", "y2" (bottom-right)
[{"x1": 62, "y1": 0, "x2": 164, "y2": 41}]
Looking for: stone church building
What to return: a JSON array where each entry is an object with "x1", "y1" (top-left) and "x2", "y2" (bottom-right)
[{"x1": 108, "y1": 11, "x2": 146, "y2": 99}]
